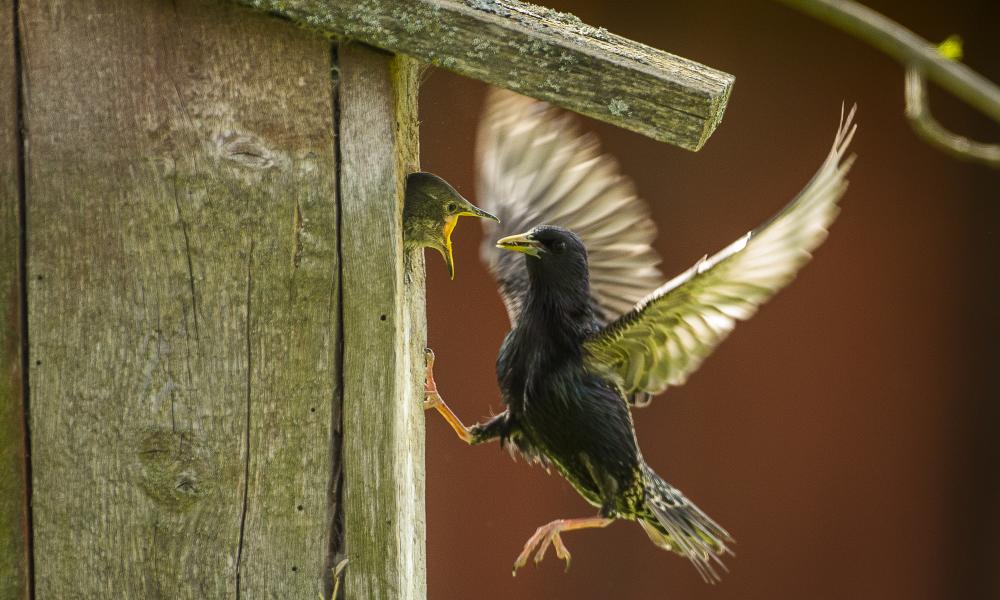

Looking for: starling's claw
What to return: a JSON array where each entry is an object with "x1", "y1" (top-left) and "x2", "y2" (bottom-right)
[
  {"x1": 424, "y1": 348, "x2": 440, "y2": 406},
  {"x1": 424, "y1": 348, "x2": 436, "y2": 385},
  {"x1": 552, "y1": 532, "x2": 572, "y2": 571},
  {"x1": 422, "y1": 347, "x2": 475, "y2": 444},
  {"x1": 513, "y1": 520, "x2": 572, "y2": 575},
  {"x1": 423, "y1": 394, "x2": 441, "y2": 411},
  {"x1": 512, "y1": 517, "x2": 614, "y2": 576},
  {"x1": 534, "y1": 529, "x2": 570, "y2": 568}
]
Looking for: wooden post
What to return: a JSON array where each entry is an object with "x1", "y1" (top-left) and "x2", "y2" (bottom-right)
[
  {"x1": 18, "y1": 1, "x2": 340, "y2": 596},
  {"x1": 336, "y1": 44, "x2": 426, "y2": 599},
  {"x1": 0, "y1": 2, "x2": 29, "y2": 598}
]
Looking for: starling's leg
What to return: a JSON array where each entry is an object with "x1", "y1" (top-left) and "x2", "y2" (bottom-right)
[
  {"x1": 423, "y1": 348, "x2": 476, "y2": 444},
  {"x1": 512, "y1": 516, "x2": 614, "y2": 575}
]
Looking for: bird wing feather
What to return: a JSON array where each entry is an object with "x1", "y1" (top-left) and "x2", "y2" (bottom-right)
[
  {"x1": 584, "y1": 106, "x2": 857, "y2": 403},
  {"x1": 476, "y1": 88, "x2": 663, "y2": 327}
]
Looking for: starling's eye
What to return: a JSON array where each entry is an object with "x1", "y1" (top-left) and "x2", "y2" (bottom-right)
[
  {"x1": 551, "y1": 240, "x2": 567, "y2": 254},
  {"x1": 445, "y1": 202, "x2": 457, "y2": 213}
]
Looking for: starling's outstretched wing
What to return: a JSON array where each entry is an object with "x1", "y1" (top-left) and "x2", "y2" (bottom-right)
[
  {"x1": 477, "y1": 88, "x2": 662, "y2": 327},
  {"x1": 584, "y1": 106, "x2": 857, "y2": 403}
]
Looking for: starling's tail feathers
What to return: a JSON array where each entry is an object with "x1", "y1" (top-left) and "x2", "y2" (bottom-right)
[{"x1": 639, "y1": 464, "x2": 733, "y2": 583}]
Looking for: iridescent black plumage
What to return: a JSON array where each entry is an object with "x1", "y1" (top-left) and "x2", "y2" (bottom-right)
[
  {"x1": 469, "y1": 226, "x2": 731, "y2": 580},
  {"x1": 423, "y1": 89, "x2": 856, "y2": 581}
]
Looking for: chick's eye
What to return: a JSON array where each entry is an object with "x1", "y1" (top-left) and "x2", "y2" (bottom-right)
[
  {"x1": 445, "y1": 203, "x2": 457, "y2": 213},
  {"x1": 551, "y1": 240, "x2": 567, "y2": 254}
]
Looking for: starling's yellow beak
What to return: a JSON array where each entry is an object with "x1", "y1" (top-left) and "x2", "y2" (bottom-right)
[
  {"x1": 438, "y1": 205, "x2": 499, "y2": 280},
  {"x1": 496, "y1": 231, "x2": 543, "y2": 258}
]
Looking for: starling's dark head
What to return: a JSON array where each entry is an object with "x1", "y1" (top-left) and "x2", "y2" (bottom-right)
[
  {"x1": 496, "y1": 225, "x2": 590, "y2": 289},
  {"x1": 403, "y1": 172, "x2": 498, "y2": 279}
]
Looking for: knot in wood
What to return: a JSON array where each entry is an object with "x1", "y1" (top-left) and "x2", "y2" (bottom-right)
[
  {"x1": 215, "y1": 131, "x2": 280, "y2": 170},
  {"x1": 137, "y1": 429, "x2": 213, "y2": 512}
]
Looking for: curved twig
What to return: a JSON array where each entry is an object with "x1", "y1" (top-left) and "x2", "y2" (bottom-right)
[
  {"x1": 775, "y1": 0, "x2": 1000, "y2": 165},
  {"x1": 905, "y1": 69, "x2": 1000, "y2": 168}
]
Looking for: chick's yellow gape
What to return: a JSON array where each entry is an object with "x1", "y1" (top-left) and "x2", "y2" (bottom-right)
[{"x1": 402, "y1": 171, "x2": 497, "y2": 279}]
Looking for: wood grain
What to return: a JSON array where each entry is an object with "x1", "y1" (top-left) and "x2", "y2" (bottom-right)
[
  {"x1": 20, "y1": 0, "x2": 338, "y2": 596},
  {"x1": 337, "y1": 43, "x2": 426, "y2": 600},
  {"x1": 0, "y1": 2, "x2": 29, "y2": 598},
  {"x1": 231, "y1": 0, "x2": 734, "y2": 150}
]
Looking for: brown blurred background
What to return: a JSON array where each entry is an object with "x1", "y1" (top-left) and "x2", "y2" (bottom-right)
[{"x1": 417, "y1": 1, "x2": 999, "y2": 598}]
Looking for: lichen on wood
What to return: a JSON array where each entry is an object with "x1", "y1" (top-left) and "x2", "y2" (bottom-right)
[{"x1": 229, "y1": 0, "x2": 735, "y2": 150}]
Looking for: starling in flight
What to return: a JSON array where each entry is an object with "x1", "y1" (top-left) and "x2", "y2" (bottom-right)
[
  {"x1": 404, "y1": 171, "x2": 498, "y2": 279},
  {"x1": 425, "y1": 90, "x2": 857, "y2": 581}
]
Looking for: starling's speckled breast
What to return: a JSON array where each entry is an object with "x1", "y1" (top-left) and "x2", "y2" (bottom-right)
[{"x1": 496, "y1": 312, "x2": 646, "y2": 519}]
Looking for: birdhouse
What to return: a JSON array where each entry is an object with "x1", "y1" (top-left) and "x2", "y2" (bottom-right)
[{"x1": 0, "y1": 1, "x2": 732, "y2": 598}]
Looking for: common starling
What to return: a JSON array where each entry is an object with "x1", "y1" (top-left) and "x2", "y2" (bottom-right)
[
  {"x1": 424, "y1": 90, "x2": 856, "y2": 581},
  {"x1": 404, "y1": 171, "x2": 498, "y2": 279}
]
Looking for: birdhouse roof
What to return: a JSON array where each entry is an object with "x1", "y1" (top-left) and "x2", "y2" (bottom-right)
[{"x1": 232, "y1": 0, "x2": 734, "y2": 150}]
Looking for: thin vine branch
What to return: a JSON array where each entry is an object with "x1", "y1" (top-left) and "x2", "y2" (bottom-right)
[
  {"x1": 905, "y1": 69, "x2": 1000, "y2": 168},
  {"x1": 775, "y1": 0, "x2": 1000, "y2": 165}
]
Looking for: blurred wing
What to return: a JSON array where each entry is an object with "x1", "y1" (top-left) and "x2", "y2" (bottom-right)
[
  {"x1": 476, "y1": 88, "x2": 662, "y2": 327},
  {"x1": 584, "y1": 106, "x2": 857, "y2": 403}
]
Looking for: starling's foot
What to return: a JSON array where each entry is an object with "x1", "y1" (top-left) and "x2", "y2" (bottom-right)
[
  {"x1": 424, "y1": 348, "x2": 437, "y2": 391},
  {"x1": 422, "y1": 347, "x2": 474, "y2": 444},
  {"x1": 423, "y1": 394, "x2": 441, "y2": 410},
  {"x1": 512, "y1": 517, "x2": 614, "y2": 576},
  {"x1": 513, "y1": 520, "x2": 571, "y2": 575},
  {"x1": 423, "y1": 348, "x2": 440, "y2": 410}
]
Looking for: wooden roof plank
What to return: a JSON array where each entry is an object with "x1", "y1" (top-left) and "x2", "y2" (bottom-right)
[{"x1": 231, "y1": 0, "x2": 735, "y2": 150}]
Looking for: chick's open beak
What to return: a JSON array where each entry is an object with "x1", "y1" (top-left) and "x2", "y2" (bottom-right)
[
  {"x1": 438, "y1": 203, "x2": 499, "y2": 280},
  {"x1": 496, "y1": 232, "x2": 543, "y2": 258}
]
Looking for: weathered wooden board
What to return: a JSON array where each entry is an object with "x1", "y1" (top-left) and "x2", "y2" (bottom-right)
[
  {"x1": 20, "y1": 0, "x2": 338, "y2": 596},
  {"x1": 0, "y1": 3, "x2": 29, "y2": 599},
  {"x1": 337, "y1": 44, "x2": 426, "y2": 599},
  {"x1": 232, "y1": 0, "x2": 734, "y2": 151}
]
